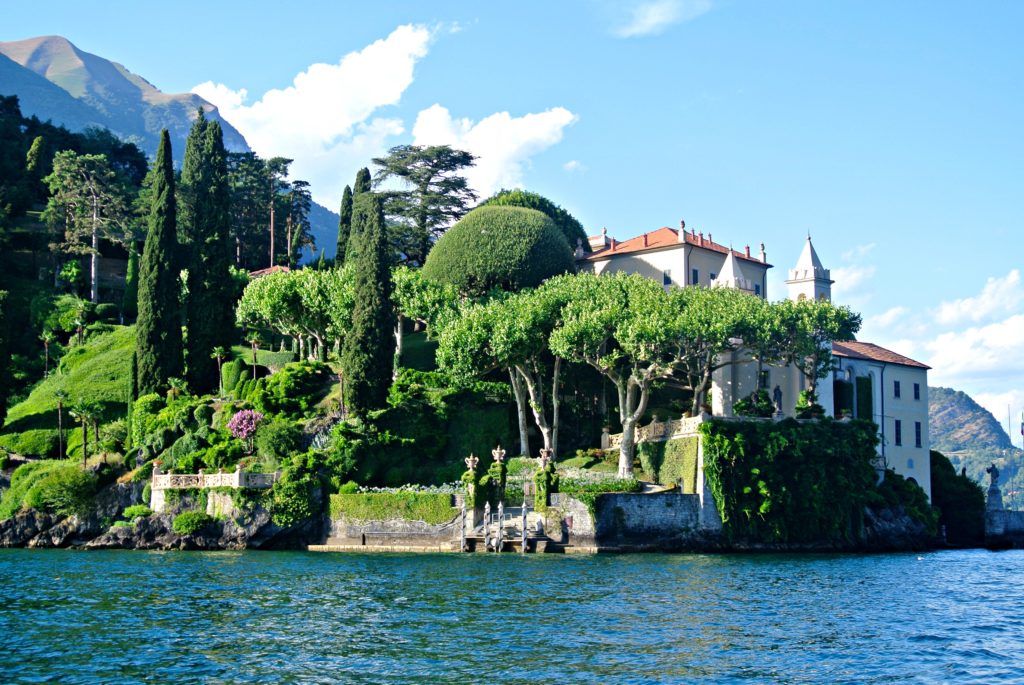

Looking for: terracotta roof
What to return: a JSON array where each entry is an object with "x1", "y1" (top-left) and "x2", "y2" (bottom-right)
[
  {"x1": 582, "y1": 227, "x2": 770, "y2": 266},
  {"x1": 248, "y1": 265, "x2": 291, "y2": 278},
  {"x1": 832, "y1": 341, "x2": 931, "y2": 370}
]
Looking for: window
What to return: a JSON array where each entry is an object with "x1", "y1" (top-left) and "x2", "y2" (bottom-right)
[
  {"x1": 691, "y1": 268, "x2": 699, "y2": 285},
  {"x1": 907, "y1": 459, "x2": 915, "y2": 470},
  {"x1": 894, "y1": 419, "x2": 902, "y2": 446},
  {"x1": 915, "y1": 421, "x2": 922, "y2": 448},
  {"x1": 755, "y1": 284, "x2": 761, "y2": 296},
  {"x1": 894, "y1": 381, "x2": 901, "y2": 398},
  {"x1": 913, "y1": 383, "x2": 920, "y2": 400},
  {"x1": 663, "y1": 269, "x2": 672, "y2": 286},
  {"x1": 709, "y1": 272, "x2": 717, "y2": 282}
]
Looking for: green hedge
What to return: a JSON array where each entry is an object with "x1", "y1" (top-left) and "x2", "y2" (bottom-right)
[
  {"x1": 700, "y1": 418, "x2": 879, "y2": 544},
  {"x1": 930, "y1": 450, "x2": 984, "y2": 545},
  {"x1": 328, "y1": 492, "x2": 457, "y2": 525},
  {"x1": 637, "y1": 437, "x2": 698, "y2": 491}
]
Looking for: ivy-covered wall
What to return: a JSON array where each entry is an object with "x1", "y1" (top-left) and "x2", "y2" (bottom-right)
[
  {"x1": 699, "y1": 418, "x2": 880, "y2": 544},
  {"x1": 637, "y1": 437, "x2": 698, "y2": 492}
]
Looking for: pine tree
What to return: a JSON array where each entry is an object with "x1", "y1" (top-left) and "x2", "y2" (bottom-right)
[
  {"x1": 135, "y1": 130, "x2": 183, "y2": 395},
  {"x1": 122, "y1": 242, "x2": 139, "y2": 321},
  {"x1": 341, "y1": 193, "x2": 395, "y2": 416},
  {"x1": 180, "y1": 117, "x2": 234, "y2": 394},
  {"x1": 335, "y1": 184, "x2": 353, "y2": 264}
]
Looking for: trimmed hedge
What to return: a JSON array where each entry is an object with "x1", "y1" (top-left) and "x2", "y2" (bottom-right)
[
  {"x1": 328, "y1": 492, "x2": 457, "y2": 525},
  {"x1": 480, "y1": 189, "x2": 588, "y2": 250},
  {"x1": 637, "y1": 437, "x2": 698, "y2": 491},
  {"x1": 422, "y1": 205, "x2": 574, "y2": 296}
]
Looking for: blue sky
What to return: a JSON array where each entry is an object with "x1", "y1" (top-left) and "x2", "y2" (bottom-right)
[{"x1": 4, "y1": 1, "x2": 1024, "y2": 440}]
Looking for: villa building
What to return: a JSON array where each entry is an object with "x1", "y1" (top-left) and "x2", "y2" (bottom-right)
[{"x1": 578, "y1": 223, "x2": 932, "y2": 499}]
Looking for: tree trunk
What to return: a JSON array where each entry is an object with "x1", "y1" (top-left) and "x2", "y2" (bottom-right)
[
  {"x1": 616, "y1": 378, "x2": 651, "y2": 478},
  {"x1": 90, "y1": 197, "x2": 99, "y2": 303},
  {"x1": 394, "y1": 314, "x2": 404, "y2": 379},
  {"x1": 551, "y1": 357, "x2": 562, "y2": 459},
  {"x1": 81, "y1": 420, "x2": 88, "y2": 466},
  {"x1": 269, "y1": 199, "x2": 275, "y2": 268},
  {"x1": 509, "y1": 369, "x2": 530, "y2": 457},
  {"x1": 518, "y1": 365, "x2": 553, "y2": 455}
]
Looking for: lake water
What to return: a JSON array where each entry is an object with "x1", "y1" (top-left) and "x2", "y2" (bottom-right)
[{"x1": 2, "y1": 549, "x2": 1023, "y2": 684}]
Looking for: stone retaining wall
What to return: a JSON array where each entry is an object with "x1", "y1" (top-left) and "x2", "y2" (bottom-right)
[
  {"x1": 548, "y1": 492, "x2": 707, "y2": 548},
  {"x1": 326, "y1": 513, "x2": 462, "y2": 547}
]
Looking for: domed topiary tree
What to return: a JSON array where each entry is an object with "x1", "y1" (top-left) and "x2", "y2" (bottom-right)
[
  {"x1": 481, "y1": 189, "x2": 588, "y2": 251},
  {"x1": 422, "y1": 205, "x2": 574, "y2": 296}
]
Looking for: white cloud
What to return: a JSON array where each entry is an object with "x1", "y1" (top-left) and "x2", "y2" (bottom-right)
[
  {"x1": 193, "y1": 24, "x2": 433, "y2": 205},
  {"x1": 615, "y1": 0, "x2": 712, "y2": 38},
  {"x1": 563, "y1": 159, "x2": 586, "y2": 173},
  {"x1": 832, "y1": 264, "x2": 876, "y2": 301},
  {"x1": 865, "y1": 306, "x2": 909, "y2": 330},
  {"x1": 934, "y1": 269, "x2": 1023, "y2": 326},
  {"x1": 412, "y1": 104, "x2": 578, "y2": 197},
  {"x1": 925, "y1": 313, "x2": 1024, "y2": 384},
  {"x1": 974, "y1": 390, "x2": 1024, "y2": 447},
  {"x1": 841, "y1": 242, "x2": 876, "y2": 262}
]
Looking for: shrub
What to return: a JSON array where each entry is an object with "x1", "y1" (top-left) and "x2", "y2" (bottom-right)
[
  {"x1": 256, "y1": 419, "x2": 304, "y2": 469},
  {"x1": 227, "y1": 409, "x2": 264, "y2": 448},
  {"x1": 733, "y1": 389, "x2": 774, "y2": 418},
  {"x1": 254, "y1": 361, "x2": 331, "y2": 417},
  {"x1": 0, "y1": 450, "x2": 9, "y2": 471},
  {"x1": 422, "y1": 205, "x2": 574, "y2": 296},
  {"x1": 141, "y1": 482, "x2": 151, "y2": 505},
  {"x1": 201, "y1": 440, "x2": 244, "y2": 470},
  {"x1": 111, "y1": 520, "x2": 132, "y2": 528},
  {"x1": 24, "y1": 465, "x2": 98, "y2": 517},
  {"x1": 0, "y1": 461, "x2": 66, "y2": 519},
  {"x1": 221, "y1": 359, "x2": 243, "y2": 394},
  {"x1": 122, "y1": 504, "x2": 153, "y2": 519},
  {"x1": 193, "y1": 404, "x2": 214, "y2": 428},
  {"x1": 94, "y1": 303, "x2": 118, "y2": 323},
  {"x1": 638, "y1": 437, "x2": 699, "y2": 490},
  {"x1": 172, "y1": 511, "x2": 214, "y2": 535}
]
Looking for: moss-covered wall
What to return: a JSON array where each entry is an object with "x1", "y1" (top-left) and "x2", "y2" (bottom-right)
[{"x1": 637, "y1": 436, "x2": 698, "y2": 491}]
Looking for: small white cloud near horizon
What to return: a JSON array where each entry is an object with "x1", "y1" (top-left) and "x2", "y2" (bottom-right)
[
  {"x1": 412, "y1": 104, "x2": 578, "y2": 197},
  {"x1": 934, "y1": 269, "x2": 1023, "y2": 326},
  {"x1": 563, "y1": 159, "x2": 587, "y2": 173},
  {"x1": 615, "y1": 0, "x2": 712, "y2": 38}
]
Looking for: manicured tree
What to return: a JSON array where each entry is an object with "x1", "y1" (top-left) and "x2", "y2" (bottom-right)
[
  {"x1": 181, "y1": 118, "x2": 235, "y2": 394},
  {"x1": 122, "y1": 241, "x2": 139, "y2": 321},
  {"x1": 341, "y1": 193, "x2": 395, "y2": 416},
  {"x1": 345, "y1": 168, "x2": 373, "y2": 263},
  {"x1": 336, "y1": 184, "x2": 353, "y2": 264},
  {"x1": 135, "y1": 130, "x2": 183, "y2": 395},
  {"x1": 481, "y1": 189, "x2": 588, "y2": 253},
  {"x1": 422, "y1": 206, "x2": 574, "y2": 297}
]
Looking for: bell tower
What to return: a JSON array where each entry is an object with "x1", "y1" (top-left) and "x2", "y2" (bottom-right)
[{"x1": 786, "y1": 235, "x2": 833, "y2": 302}]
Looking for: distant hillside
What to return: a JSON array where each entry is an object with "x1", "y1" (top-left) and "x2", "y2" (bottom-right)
[
  {"x1": 930, "y1": 386, "x2": 1024, "y2": 507},
  {"x1": 0, "y1": 35, "x2": 339, "y2": 262},
  {"x1": 929, "y1": 386, "x2": 1013, "y2": 453},
  {"x1": 0, "y1": 35, "x2": 248, "y2": 161}
]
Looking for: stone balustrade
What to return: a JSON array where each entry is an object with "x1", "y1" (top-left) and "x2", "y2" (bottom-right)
[
  {"x1": 602, "y1": 414, "x2": 709, "y2": 450},
  {"x1": 151, "y1": 464, "x2": 280, "y2": 491}
]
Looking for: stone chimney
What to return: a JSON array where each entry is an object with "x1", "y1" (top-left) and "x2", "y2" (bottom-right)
[
  {"x1": 678, "y1": 220, "x2": 686, "y2": 243},
  {"x1": 745, "y1": 245, "x2": 751, "y2": 258},
  {"x1": 698, "y1": 232, "x2": 704, "y2": 246},
  {"x1": 610, "y1": 237, "x2": 617, "y2": 251},
  {"x1": 759, "y1": 243, "x2": 767, "y2": 263},
  {"x1": 708, "y1": 232, "x2": 713, "y2": 245},
  {"x1": 642, "y1": 233, "x2": 648, "y2": 247}
]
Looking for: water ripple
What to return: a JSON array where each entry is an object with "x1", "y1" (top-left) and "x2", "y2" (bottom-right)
[{"x1": 2, "y1": 549, "x2": 1024, "y2": 683}]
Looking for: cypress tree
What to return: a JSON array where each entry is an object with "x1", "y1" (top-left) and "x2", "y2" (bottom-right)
[
  {"x1": 336, "y1": 184, "x2": 353, "y2": 264},
  {"x1": 0, "y1": 290, "x2": 10, "y2": 430},
  {"x1": 354, "y1": 167, "x2": 372, "y2": 194},
  {"x1": 126, "y1": 350, "x2": 138, "y2": 449},
  {"x1": 341, "y1": 193, "x2": 395, "y2": 416},
  {"x1": 136, "y1": 130, "x2": 183, "y2": 395},
  {"x1": 181, "y1": 118, "x2": 234, "y2": 394},
  {"x1": 122, "y1": 242, "x2": 139, "y2": 321}
]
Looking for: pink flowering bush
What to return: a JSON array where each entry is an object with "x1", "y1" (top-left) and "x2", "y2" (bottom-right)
[{"x1": 227, "y1": 409, "x2": 264, "y2": 453}]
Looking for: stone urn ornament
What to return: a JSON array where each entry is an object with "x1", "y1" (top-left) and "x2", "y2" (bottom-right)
[
  {"x1": 491, "y1": 446, "x2": 506, "y2": 464},
  {"x1": 464, "y1": 454, "x2": 479, "y2": 472},
  {"x1": 538, "y1": 448, "x2": 552, "y2": 470}
]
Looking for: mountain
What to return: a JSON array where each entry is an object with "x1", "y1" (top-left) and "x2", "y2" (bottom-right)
[
  {"x1": 0, "y1": 35, "x2": 248, "y2": 161},
  {"x1": 930, "y1": 386, "x2": 1023, "y2": 505},
  {"x1": 0, "y1": 35, "x2": 340, "y2": 262}
]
